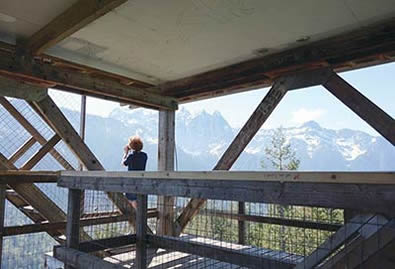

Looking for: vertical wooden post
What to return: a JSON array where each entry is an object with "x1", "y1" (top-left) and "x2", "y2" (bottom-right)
[
  {"x1": 238, "y1": 201, "x2": 245, "y2": 245},
  {"x1": 157, "y1": 110, "x2": 175, "y2": 236},
  {"x1": 66, "y1": 188, "x2": 82, "y2": 269},
  {"x1": 0, "y1": 185, "x2": 6, "y2": 269},
  {"x1": 136, "y1": 194, "x2": 147, "y2": 269},
  {"x1": 79, "y1": 95, "x2": 87, "y2": 215}
]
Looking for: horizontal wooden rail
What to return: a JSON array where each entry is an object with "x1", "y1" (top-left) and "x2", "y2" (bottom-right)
[
  {"x1": 58, "y1": 171, "x2": 395, "y2": 216},
  {"x1": 4, "y1": 209, "x2": 158, "y2": 236},
  {"x1": 59, "y1": 170, "x2": 395, "y2": 184},
  {"x1": 79, "y1": 234, "x2": 137, "y2": 253},
  {"x1": 147, "y1": 234, "x2": 295, "y2": 269},
  {"x1": 202, "y1": 209, "x2": 342, "y2": 231},
  {"x1": 54, "y1": 247, "x2": 122, "y2": 269},
  {"x1": 0, "y1": 170, "x2": 59, "y2": 184}
]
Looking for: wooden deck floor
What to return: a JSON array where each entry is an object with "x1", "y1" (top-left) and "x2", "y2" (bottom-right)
[{"x1": 103, "y1": 235, "x2": 303, "y2": 268}]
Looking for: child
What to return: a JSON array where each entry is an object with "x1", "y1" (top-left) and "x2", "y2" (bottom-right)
[{"x1": 122, "y1": 136, "x2": 147, "y2": 209}]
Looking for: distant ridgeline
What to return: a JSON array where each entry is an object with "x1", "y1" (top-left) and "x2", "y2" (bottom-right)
[{"x1": 0, "y1": 103, "x2": 394, "y2": 267}]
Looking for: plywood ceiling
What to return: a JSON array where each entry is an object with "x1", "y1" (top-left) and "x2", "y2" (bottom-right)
[{"x1": 1, "y1": 0, "x2": 395, "y2": 84}]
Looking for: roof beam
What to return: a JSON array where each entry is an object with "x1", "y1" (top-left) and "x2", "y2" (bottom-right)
[
  {"x1": 0, "y1": 75, "x2": 48, "y2": 101},
  {"x1": 0, "y1": 51, "x2": 177, "y2": 110},
  {"x1": 25, "y1": 0, "x2": 128, "y2": 55},
  {"x1": 157, "y1": 18, "x2": 395, "y2": 102}
]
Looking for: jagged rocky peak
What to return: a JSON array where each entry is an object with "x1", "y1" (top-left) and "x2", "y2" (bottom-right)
[{"x1": 301, "y1": 120, "x2": 322, "y2": 129}]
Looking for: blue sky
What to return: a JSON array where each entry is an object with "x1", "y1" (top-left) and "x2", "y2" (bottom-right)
[
  {"x1": 183, "y1": 62, "x2": 395, "y2": 135},
  {"x1": 52, "y1": 62, "x2": 395, "y2": 136}
]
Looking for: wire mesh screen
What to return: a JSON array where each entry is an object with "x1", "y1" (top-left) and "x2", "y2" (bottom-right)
[{"x1": 0, "y1": 92, "x2": 83, "y2": 268}]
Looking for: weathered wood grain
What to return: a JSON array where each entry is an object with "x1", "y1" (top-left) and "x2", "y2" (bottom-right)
[
  {"x1": 20, "y1": 134, "x2": 61, "y2": 170},
  {"x1": 0, "y1": 184, "x2": 5, "y2": 266},
  {"x1": 203, "y1": 209, "x2": 342, "y2": 231},
  {"x1": 57, "y1": 172, "x2": 395, "y2": 216},
  {"x1": 323, "y1": 72, "x2": 395, "y2": 146},
  {"x1": 320, "y1": 218, "x2": 395, "y2": 269},
  {"x1": 0, "y1": 97, "x2": 74, "y2": 170},
  {"x1": 174, "y1": 77, "x2": 291, "y2": 235},
  {"x1": 8, "y1": 137, "x2": 36, "y2": 164},
  {"x1": 4, "y1": 209, "x2": 158, "y2": 236},
  {"x1": 294, "y1": 214, "x2": 377, "y2": 269},
  {"x1": 147, "y1": 234, "x2": 295, "y2": 269},
  {"x1": 0, "y1": 75, "x2": 48, "y2": 101},
  {"x1": 0, "y1": 51, "x2": 177, "y2": 110},
  {"x1": 0, "y1": 170, "x2": 59, "y2": 184},
  {"x1": 158, "y1": 18, "x2": 395, "y2": 101},
  {"x1": 79, "y1": 234, "x2": 137, "y2": 253},
  {"x1": 136, "y1": 194, "x2": 148, "y2": 269},
  {"x1": 31, "y1": 95, "x2": 144, "y2": 230},
  {"x1": 54, "y1": 247, "x2": 123, "y2": 269},
  {"x1": 58, "y1": 170, "x2": 395, "y2": 184},
  {"x1": 66, "y1": 189, "x2": 82, "y2": 269},
  {"x1": 157, "y1": 110, "x2": 175, "y2": 236},
  {"x1": 25, "y1": 0, "x2": 128, "y2": 55}
]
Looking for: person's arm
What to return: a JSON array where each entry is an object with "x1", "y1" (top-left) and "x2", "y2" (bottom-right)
[
  {"x1": 122, "y1": 145, "x2": 130, "y2": 166},
  {"x1": 142, "y1": 153, "x2": 148, "y2": 170}
]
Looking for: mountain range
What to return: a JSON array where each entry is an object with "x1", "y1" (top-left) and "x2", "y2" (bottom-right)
[{"x1": 84, "y1": 106, "x2": 395, "y2": 171}]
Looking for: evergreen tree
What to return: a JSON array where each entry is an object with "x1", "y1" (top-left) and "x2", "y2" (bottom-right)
[{"x1": 247, "y1": 127, "x2": 343, "y2": 255}]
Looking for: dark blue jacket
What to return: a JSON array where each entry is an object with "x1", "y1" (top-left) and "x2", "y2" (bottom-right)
[{"x1": 123, "y1": 151, "x2": 147, "y2": 171}]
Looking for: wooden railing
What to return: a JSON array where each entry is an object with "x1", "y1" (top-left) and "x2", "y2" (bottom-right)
[{"x1": 53, "y1": 170, "x2": 395, "y2": 269}]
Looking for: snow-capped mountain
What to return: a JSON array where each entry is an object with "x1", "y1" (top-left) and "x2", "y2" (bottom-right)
[{"x1": 99, "y1": 106, "x2": 394, "y2": 171}]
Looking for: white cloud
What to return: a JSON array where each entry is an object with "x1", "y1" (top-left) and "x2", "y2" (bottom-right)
[{"x1": 291, "y1": 108, "x2": 326, "y2": 124}]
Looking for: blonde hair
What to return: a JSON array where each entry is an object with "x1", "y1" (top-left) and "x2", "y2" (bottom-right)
[{"x1": 128, "y1": 136, "x2": 143, "y2": 151}]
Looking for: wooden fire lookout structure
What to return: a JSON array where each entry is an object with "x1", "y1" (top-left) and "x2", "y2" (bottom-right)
[{"x1": 0, "y1": 0, "x2": 394, "y2": 268}]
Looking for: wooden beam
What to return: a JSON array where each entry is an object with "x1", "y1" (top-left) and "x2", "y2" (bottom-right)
[
  {"x1": 0, "y1": 184, "x2": 5, "y2": 268},
  {"x1": 30, "y1": 95, "x2": 141, "y2": 228},
  {"x1": 79, "y1": 234, "x2": 136, "y2": 253},
  {"x1": 54, "y1": 247, "x2": 123, "y2": 269},
  {"x1": 0, "y1": 170, "x2": 58, "y2": 184},
  {"x1": 320, "y1": 218, "x2": 395, "y2": 269},
  {"x1": 59, "y1": 170, "x2": 395, "y2": 184},
  {"x1": 8, "y1": 137, "x2": 36, "y2": 164},
  {"x1": 0, "y1": 154, "x2": 66, "y2": 224},
  {"x1": 172, "y1": 64, "x2": 386, "y2": 235},
  {"x1": 157, "y1": 110, "x2": 175, "y2": 236},
  {"x1": 174, "y1": 77, "x2": 291, "y2": 235},
  {"x1": 158, "y1": 18, "x2": 395, "y2": 102},
  {"x1": 203, "y1": 209, "x2": 342, "y2": 232},
  {"x1": 0, "y1": 97, "x2": 74, "y2": 170},
  {"x1": 0, "y1": 51, "x2": 177, "y2": 110},
  {"x1": 32, "y1": 96, "x2": 104, "y2": 171},
  {"x1": 3, "y1": 210, "x2": 158, "y2": 236},
  {"x1": 0, "y1": 155, "x2": 94, "y2": 245},
  {"x1": 0, "y1": 75, "x2": 48, "y2": 101},
  {"x1": 57, "y1": 171, "x2": 395, "y2": 216},
  {"x1": 136, "y1": 194, "x2": 148, "y2": 269},
  {"x1": 20, "y1": 134, "x2": 61, "y2": 170},
  {"x1": 147, "y1": 234, "x2": 295, "y2": 269},
  {"x1": 66, "y1": 189, "x2": 82, "y2": 269},
  {"x1": 25, "y1": 0, "x2": 128, "y2": 55},
  {"x1": 237, "y1": 202, "x2": 245, "y2": 244},
  {"x1": 323, "y1": 72, "x2": 395, "y2": 146},
  {"x1": 294, "y1": 214, "x2": 377, "y2": 269}
]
